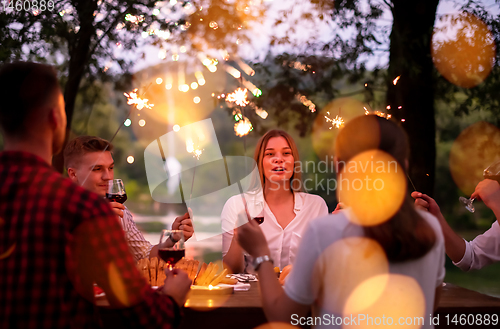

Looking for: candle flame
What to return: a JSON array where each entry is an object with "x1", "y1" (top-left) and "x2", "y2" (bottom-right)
[{"x1": 393, "y1": 76, "x2": 401, "y2": 85}]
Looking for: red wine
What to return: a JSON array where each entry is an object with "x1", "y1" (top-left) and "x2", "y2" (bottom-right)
[
  {"x1": 106, "y1": 193, "x2": 127, "y2": 204},
  {"x1": 158, "y1": 248, "x2": 185, "y2": 266},
  {"x1": 254, "y1": 217, "x2": 264, "y2": 225}
]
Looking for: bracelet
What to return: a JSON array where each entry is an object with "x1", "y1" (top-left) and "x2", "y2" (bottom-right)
[{"x1": 253, "y1": 255, "x2": 273, "y2": 271}]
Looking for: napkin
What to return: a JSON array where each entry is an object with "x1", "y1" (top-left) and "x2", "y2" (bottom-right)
[{"x1": 219, "y1": 282, "x2": 251, "y2": 291}]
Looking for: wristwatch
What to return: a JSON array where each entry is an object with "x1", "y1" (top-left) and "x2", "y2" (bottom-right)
[{"x1": 253, "y1": 255, "x2": 273, "y2": 271}]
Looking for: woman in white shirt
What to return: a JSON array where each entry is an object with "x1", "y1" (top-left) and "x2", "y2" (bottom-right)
[
  {"x1": 222, "y1": 129, "x2": 328, "y2": 273},
  {"x1": 236, "y1": 115, "x2": 445, "y2": 328}
]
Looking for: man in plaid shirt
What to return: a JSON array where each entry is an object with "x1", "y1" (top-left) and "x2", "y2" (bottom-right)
[
  {"x1": 0, "y1": 62, "x2": 191, "y2": 328},
  {"x1": 63, "y1": 136, "x2": 194, "y2": 261}
]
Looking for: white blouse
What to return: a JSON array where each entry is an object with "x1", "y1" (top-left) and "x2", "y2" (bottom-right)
[{"x1": 221, "y1": 191, "x2": 328, "y2": 270}]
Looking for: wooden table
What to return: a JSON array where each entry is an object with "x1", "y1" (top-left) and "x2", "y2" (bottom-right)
[
  {"x1": 98, "y1": 282, "x2": 500, "y2": 328},
  {"x1": 179, "y1": 282, "x2": 500, "y2": 329}
]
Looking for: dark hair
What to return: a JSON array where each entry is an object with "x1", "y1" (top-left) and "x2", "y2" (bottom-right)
[
  {"x1": 253, "y1": 129, "x2": 302, "y2": 192},
  {"x1": 336, "y1": 115, "x2": 436, "y2": 262},
  {"x1": 0, "y1": 62, "x2": 60, "y2": 136},
  {"x1": 64, "y1": 136, "x2": 114, "y2": 169}
]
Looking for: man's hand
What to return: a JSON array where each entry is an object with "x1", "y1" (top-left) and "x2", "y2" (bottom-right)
[
  {"x1": 236, "y1": 217, "x2": 270, "y2": 258},
  {"x1": 162, "y1": 268, "x2": 191, "y2": 307},
  {"x1": 109, "y1": 201, "x2": 125, "y2": 218},
  {"x1": 471, "y1": 179, "x2": 500, "y2": 211},
  {"x1": 172, "y1": 212, "x2": 193, "y2": 241}
]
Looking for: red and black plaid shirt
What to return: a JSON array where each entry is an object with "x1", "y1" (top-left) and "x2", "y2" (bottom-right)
[{"x1": 0, "y1": 151, "x2": 181, "y2": 329}]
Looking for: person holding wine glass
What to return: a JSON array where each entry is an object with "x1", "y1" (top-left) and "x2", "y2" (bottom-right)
[
  {"x1": 222, "y1": 129, "x2": 328, "y2": 273},
  {"x1": 0, "y1": 62, "x2": 190, "y2": 328},
  {"x1": 412, "y1": 178, "x2": 500, "y2": 271},
  {"x1": 235, "y1": 115, "x2": 445, "y2": 327},
  {"x1": 64, "y1": 135, "x2": 194, "y2": 261}
]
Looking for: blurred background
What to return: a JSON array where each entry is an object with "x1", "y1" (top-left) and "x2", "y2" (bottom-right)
[{"x1": 1, "y1": 0, "x2": 500, "y2": 297}]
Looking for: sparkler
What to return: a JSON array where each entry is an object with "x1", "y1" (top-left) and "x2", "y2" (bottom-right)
[
  {"x1": 295, "y1": 93, "x2": 316, "y2": 112},
  {"x1": 226, "y1": 88, "x2": 249, "y2": 107},
  {"x1": 186, "y1": 138, "x2": 204, "y2": 208},
  {"x1": 123, "y1": 88, "x2": 154, "y2": 110},
  {"x1": 325, "y1": 111, "x2": 344, "y2": 129},
  {"x1": 234, "y1": 116, "x2": 253, "y2": 137}
]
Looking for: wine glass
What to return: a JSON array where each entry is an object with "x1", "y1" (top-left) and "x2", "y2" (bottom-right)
[
  {"x1": 158, "y1": 230, "x2": 185, "y2": 269},
  {"x1": 460, "y1": 160, "x2": 500, "y2": 213},
  {"x1": 248, "y1": 200, "x2": 265, "y2": 225},
  {"x1": 106, "y1": 179, "x2": 127, "y2": 204}
]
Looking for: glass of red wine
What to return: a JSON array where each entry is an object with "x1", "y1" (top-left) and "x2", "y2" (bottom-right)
[
  {"x1": 249, "y1": 200, "x2": 265, "y2": 225},
  {"x1": 158, "y1": 230, "x2": 185, "y2": 269},
  {"x1": 106, "y1": 179, "x2": 127, "y2": 204}
]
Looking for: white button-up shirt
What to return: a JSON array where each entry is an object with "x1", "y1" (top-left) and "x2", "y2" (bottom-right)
[
  {"x1": 454, "y1": 220, "x2": 500, "y2": 271},
  {"x1": 222, "y1": 191, "x2": 328, "y2": 270}
]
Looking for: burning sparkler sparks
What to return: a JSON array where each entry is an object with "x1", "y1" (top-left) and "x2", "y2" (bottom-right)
[
  {"x1": 226, "y1": 88, "x2": 249, "y2": 107},
  {"x1": 234, "y1": 117, "x2": 253, "y2": 137},
  {"x1": 186, "y1": 138, "x2": 203, "y2": 160},
  {"x1": 296, "y1": 93, "x2": 316, "y2": 112},
  {"x1": 123, "y1": 88, "x2": 154, "y2": 110},
  {"x1": 393, "y1": 76, "x2": 401, "y2": 85},
  {"x1": 325, "y1": 112, "x2": 344, "y2": 129}
]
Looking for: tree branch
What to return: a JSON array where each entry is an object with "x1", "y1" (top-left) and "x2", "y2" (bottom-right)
[{"x1": 87, "y1": 4, "x2": 133, "y2": 63}]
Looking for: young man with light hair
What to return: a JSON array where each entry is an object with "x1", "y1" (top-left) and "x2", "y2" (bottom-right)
[{"x1": 64, "y1": 135, "x2": 194, "y2": 261}]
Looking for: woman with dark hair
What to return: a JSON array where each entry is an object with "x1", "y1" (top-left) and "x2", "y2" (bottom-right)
[
  {"x1": 222, "y1": 130, "x2": 328, "y2": 273},
  {"x1": 237, "y1": 116, "x2": 445, "y2": 328}
]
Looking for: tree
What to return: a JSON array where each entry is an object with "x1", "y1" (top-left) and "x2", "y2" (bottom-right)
[
  {"x1": 242, "y1": 0, "x2": 499, "y2": 195},
  {"x1": 0, "y1": 0, "x2": 263, "y2": 171}
]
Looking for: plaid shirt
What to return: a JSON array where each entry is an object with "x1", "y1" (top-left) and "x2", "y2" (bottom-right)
[
  {"x1": 0, "y1": 151, "x2": 181, "y2": 329},
  {"x1": 121, "y1": 208, "x2": 153, "y2": 261}
]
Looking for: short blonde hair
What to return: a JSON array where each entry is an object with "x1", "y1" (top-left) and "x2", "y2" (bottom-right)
[{"x1": 64, "y1": 136, "x2": 113, "y2": 169}]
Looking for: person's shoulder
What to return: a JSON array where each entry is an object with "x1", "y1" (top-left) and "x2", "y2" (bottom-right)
[
  {"x1": 53, "y1": 176, "x2": 112, "y2": 214},
  {"x1": 416, "y1": 209, "x2": 444, "y2": 240}
]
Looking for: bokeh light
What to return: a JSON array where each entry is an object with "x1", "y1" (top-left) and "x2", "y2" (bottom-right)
[
  {"x1": 449, "y1": 121, "x2": 500, "y2": 195},
  {"x1": 179, "y1": 84, "x2": 190, "y2": 92},
  {"x1": 127, "y1": 156, "x2": 135, "y2": 164},
  {"x1": 312, "y1": 98, "x2": 369, "y2": 160},
  {"x1": 165, "y1": 83, "x2": 173, "y2": 90},
  {"x1": 343, "y1": 274, "x2": 425, "y2": 329},
  {"x1": 315, "y1": 237, "x2": 389, "y2": 315},
  {"x1": 156, "y1": 77, "x2": 163, "y2": 84},
  {"x1": 339, "y1": 150, "x2": 406, "y2": 226},
  {"x1": 173, "y1": 124, "x2": 180, "y2": 132},
  {"x1": 191, "y1": 82, "x2": 199, "y2": 90},
  {"x1": 130, "y1": 62, "x2": 226, "y2": 148},
  {"x1": 124, "y1": 119, "x2": 131, "y2": 127},
  {"x1": 138, "y1": 119, "x2": 146, "y2": 127},
  {"x1": 432, "y1": 12, "x2": 496, "y2": 88},
  {"x1": 193, "y1": 96, "x2": 201, "y2": 104}
]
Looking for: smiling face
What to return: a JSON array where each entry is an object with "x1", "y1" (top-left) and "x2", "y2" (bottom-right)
[
  {"x1": 68, "y1": 151, "x2": 114, "y2": 197},
  {"x1": 262, "y1": 136, "x2": 295, "y2": 186}
]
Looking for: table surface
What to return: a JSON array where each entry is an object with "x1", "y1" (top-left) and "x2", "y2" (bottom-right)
[{"x1": 98, "y1": 281, "x2": 500, "y2": 329}]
